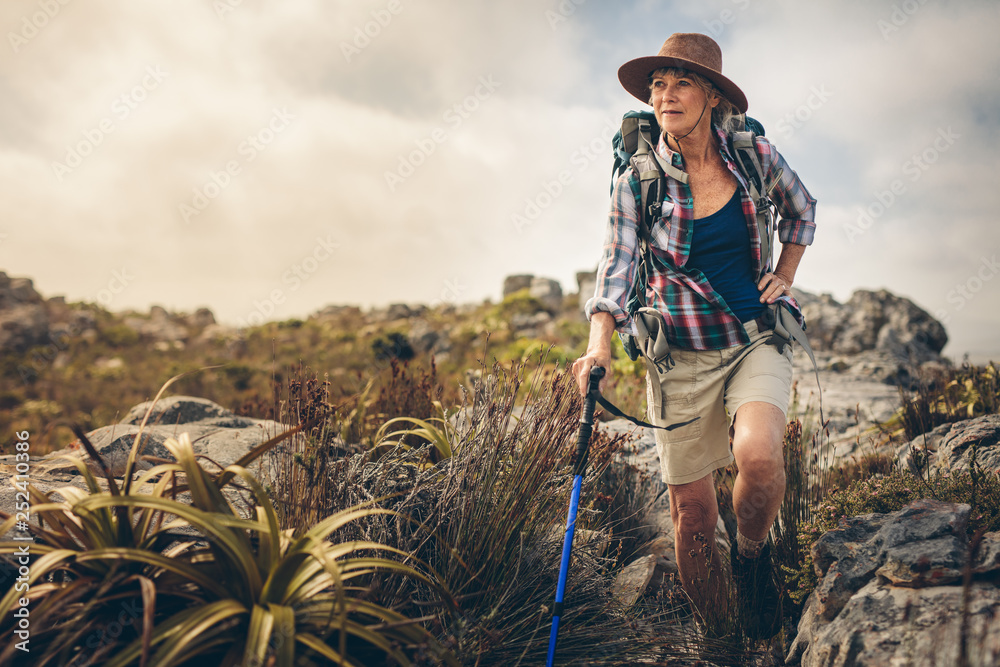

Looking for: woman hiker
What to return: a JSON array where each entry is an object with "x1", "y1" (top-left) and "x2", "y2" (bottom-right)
[{"x1": 572, "y1": 32, "x2": 816, "y2": 639}]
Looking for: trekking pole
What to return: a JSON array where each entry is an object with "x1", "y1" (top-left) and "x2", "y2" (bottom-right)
[{"x1": 546, "y1": 365, "x2": 604, "y2": 667}]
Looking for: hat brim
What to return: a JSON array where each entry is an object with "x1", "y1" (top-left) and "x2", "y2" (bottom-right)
[{"x1": 618, "y1": 55, "x2": 748, "y2": 114}]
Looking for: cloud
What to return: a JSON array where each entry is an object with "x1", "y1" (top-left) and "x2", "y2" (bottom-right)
[{"x1": 0, "y1": 0, "x2": 997, "y2": 360}]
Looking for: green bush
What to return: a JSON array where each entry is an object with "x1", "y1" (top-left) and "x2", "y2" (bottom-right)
[
  {"x1": 494, "y1": 288, "x2": 546, "y2": 318},
  {"x1": 100, "y1": 323, "x2": 140, "y2": 347}
]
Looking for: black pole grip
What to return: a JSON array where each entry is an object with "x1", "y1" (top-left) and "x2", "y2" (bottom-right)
[{"x1": 573, "y1": 366, "x2": 604, "y2": 476}]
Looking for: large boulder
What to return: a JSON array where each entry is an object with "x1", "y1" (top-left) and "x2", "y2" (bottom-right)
[
  {"x1": 0, "y1": 273, "x2": 50, "y2": 353},
  {"x1": 794, "y1": 288, "x2": 950, "y2": 386},
  {"x1": 122, "y1": 395, "x2": 234, "y2": 426},
  {"x1": 123, "y1": 306, "x2": 190, "y2": 343},
  {"x1": 787, "y1": 499, "x2": 1000, "y2": 666},
  {"x1": 60, "y1": 397, "x2": 294, "y2": 475},
  {"x1": 529, "y1": 277, "x2": 563, "y2": 315},
  {"x1": 502, "y1": 274, "x2": 534, "y2": 297},
  {"x1": 796, "y1": 288, "x2": 947, "y2": 360}
]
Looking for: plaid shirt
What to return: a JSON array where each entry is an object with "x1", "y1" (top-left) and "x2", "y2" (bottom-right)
[{"x1": 585, "y1": 125, "x2": 817, "y2": 350}]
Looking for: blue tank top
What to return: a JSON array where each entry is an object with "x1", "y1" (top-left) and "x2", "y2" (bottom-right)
[{"x1": 687, "y1": 189, "x2": 765, "y2": 323}]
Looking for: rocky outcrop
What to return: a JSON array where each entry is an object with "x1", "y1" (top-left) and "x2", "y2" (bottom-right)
[
  {"x1": 0, "y1": 273, "x2": 52, "y2": 353},
  {"x1": 787, "y1": 499, "x2": 1000, "y2": 666},
  {"x1": 795, "y1": 288, "x2": 950, "y2": 386},
  {"x1": 502, "y1": 274, "x2": 534, "y2": 297},
  {"x1": 0, "y1": 270, "x2": 224, "y2": 356},
  {"x1": 896, "y1": 414, "x2": 1000, "y2": 477},
  {"x1": 528, "y1": 277, "x2": 563, "y2": 314}
]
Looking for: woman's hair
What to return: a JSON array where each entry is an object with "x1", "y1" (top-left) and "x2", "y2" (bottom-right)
[{"x1": 647, "y1": 67, "x2": 741, "y2": 134}]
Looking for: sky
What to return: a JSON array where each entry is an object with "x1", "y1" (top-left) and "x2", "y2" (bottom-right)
[{"x1": 1, "y1": 0, "x2": 999, "y2": 362}]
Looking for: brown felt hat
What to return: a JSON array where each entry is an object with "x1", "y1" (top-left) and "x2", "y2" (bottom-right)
[{"x1": 618, "y1": 33, "x2": 748, "y2": 113}]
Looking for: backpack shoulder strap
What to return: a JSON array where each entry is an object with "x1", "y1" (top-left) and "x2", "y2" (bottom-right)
[{"x1": 730, "y1": 130, "x2": 783, "y2": 280}]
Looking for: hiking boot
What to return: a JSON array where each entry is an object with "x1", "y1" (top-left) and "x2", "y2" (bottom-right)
[{"x1": 730, "y1": 541, "x2": 782, "y2": 641}]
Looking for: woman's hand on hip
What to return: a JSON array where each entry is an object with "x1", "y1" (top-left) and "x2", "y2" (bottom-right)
[{"x1": 758, "y1": 272, "x2": 793, "y2": 304}]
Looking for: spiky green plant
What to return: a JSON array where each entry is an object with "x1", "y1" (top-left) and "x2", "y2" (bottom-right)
[
  {"x1": 373, "y1": 401, "x2": 463, "y2": 464},
  {"x1": 0, "y1": 431, "x2": 457, "y2": 666},
  {"x1": 0, "y1": 371, "x2": 457, "y2": 666}
]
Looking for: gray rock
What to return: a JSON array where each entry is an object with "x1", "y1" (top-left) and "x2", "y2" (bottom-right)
[
  {"x1": 81, "y1": 425, "x2": 174, "y2": 474},
  {"x1": 612, "y1": 554, "x2": 658, "y2": 607},
  {"x1": 529, "y1": 277, "x2": 563, "y2": 314},
  {"x1": 122, "y1": 395, "x2": 235, "y2": 426},
  {"x1": 0, "y1": 273, "x2": 51, "y2": 352},
  {"x1": 70, "y1": 398, "x2": 294, "y2": 475},
  {"x1": 510, "y1": 311, "x2": 553, "y2": 338},
  {"x1": 575, "y1": 270, "x2": 597, "y2": 314},
  {"x1": 897, "y1": 414, "x2": 1000, "y2": 476},
  {"x1": 790, "y1": 579, "x2": 1000, "y2": 667},
  {"x1": 789, "y1": 500, "x2": 981, "y2": 665},
  {"x1": 186, "y1": 307, "x2": 216, "y2": 328},
  {"x1": 386, "y1": 303, "x2": 414, "y2": 320},
  {"x1": 0, "y1": 302, "x2": 50, "y2": 353},
  {"x1": 502, "y1": 274, "x2": 534, "y2": 297},
  {"x1": 795, "y1": 288, "x2": 948, "y2": 387},
  {"x1": 407, "y1": 318, "x2": 439, "y2": 354},
  {"x1": 7, "y1": 277, "x2": 44, "y2": 305},
  {"x1": 124, "y1": 307, "x2": 189, "y2": 342},
  {"x1": 876, "y1": 535, "x2": 967, "y2": 587},
  {"x1": 972, "y1": 532, "x2": 1000, "y2": 575}
]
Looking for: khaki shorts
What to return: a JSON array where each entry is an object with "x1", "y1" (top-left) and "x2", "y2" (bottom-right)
[{"x1": 646, "y1": 320, "x2": 793, "y2": 485}]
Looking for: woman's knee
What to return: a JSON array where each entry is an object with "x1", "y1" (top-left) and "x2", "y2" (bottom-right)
[
  {"x1": 669, "y1": 481, "x2": 718, "y2": 537},
  {"x1": 732, "y1": 403, "x2": 786, "y2": 477}
]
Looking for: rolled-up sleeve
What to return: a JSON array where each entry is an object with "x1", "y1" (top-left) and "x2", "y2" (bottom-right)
[
  {"x1": 756, "y1": 137, "x2": 817, "y2": 246},
  {"x1": 584, "y1": 170, "x2": 641, "y2": 333}
]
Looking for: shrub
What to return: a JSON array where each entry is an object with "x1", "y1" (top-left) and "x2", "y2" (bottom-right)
[
  {"x1": 891, "y1": 362, "x2": 1000, "y2": 441},
  {"x1": 266, "y1": 360, "x2": 707, "y2": 664},
  {"x1": 0, "y1": 418, "x2": 455, "y2": 666}
]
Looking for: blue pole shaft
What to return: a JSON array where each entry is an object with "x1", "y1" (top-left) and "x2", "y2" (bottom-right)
[
  {"x1": 547, "y1": 366, "x2": 603, "y2": 667},
  {"x1": 547, "y1": 474, "x2": 583, "y2": 667}
]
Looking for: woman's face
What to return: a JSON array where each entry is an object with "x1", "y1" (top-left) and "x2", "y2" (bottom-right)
[{"x1": 649, "y1": 72, "x2": 717, "y2": 138}]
